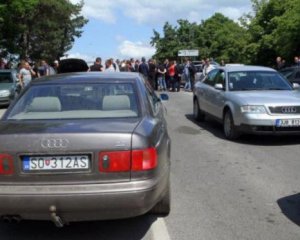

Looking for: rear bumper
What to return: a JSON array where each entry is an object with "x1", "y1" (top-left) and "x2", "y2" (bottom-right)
[{"x1": 0, "y1": 172, "x2": 169, "y2": 222}]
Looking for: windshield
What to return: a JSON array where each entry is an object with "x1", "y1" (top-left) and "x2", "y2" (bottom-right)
[
  {"x1": 6, "y1": 83, "x2": 139, "y2": 120},
  {"x1": 0, "y1": 72, "x2": 13, "y2": 84},
  {"x1": 228, "y1": 71, "x2": 292, "y2": 91}
]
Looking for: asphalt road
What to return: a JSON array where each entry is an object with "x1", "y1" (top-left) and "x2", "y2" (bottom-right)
[{"x1": 1, "y1": 91, "x2": 300, "y2": 239}]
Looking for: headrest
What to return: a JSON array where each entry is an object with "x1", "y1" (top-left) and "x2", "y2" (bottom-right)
[
  {"x1": 102, "y1": 95, "x2": 130, "y2": 111},
  {"x1": 28, "y1": 97, "x2": 61, "y2": 112}
]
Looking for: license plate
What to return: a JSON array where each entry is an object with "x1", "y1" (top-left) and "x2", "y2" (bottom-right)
[
  {"x1": 23, "y1": 155, "x2": 90, "y2": 171},
  {"x1": 276, "y1": 119, "x2": 300, "y2": 127}
]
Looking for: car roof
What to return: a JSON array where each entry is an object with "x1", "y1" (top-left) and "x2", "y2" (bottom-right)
[
  {"x1": 32, "y1": 72, "x2": 142, "y2": 85},
  {"x1": 0, "y1": 69, "x2": 16, "y2": 73},
  {"x1": 221, "y1": 65, "x2": 276, "y2": 72}
]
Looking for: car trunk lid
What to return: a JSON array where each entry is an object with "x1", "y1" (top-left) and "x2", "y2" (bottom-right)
[{"x1": 0, "y1": 119, "x2": 140, "y2": 184}]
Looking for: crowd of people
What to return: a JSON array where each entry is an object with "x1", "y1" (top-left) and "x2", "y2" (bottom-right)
[
  {"x1": 89, "y1": 57, "x2": 200, "y2": 92},
  {"x1": 0, "y1": 55, "x2": 223, "y2": 92},
  {"x1": 275, "y1": 56, "x2": 300, "y2": 70}
]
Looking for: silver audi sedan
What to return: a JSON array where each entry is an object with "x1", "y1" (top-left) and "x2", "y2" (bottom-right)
[
  {"x1": 193, "y1": 65, "x2": 300, "y2": 139},
  {"x1": 0, "y1": 72, "x2": 171, "y2": 226}
]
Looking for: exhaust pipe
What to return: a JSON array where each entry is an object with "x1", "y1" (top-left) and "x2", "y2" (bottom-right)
[
  {"x1": 49, "y1": 205, "x2": 64, "y2": 228},
  {"x1": 12, "y1": 216, "x2": 22, "y2": 223},
  {"x1": 2, "y1": 216, "x2": 12, "y2": 223}
]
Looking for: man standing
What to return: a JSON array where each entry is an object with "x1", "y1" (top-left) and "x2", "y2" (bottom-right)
[
  {"x1": 89, "y1": 57, "x2": 103, "y2": 71},
  {"x1": 139, "y1": 57, "x2": 149, "y2": 80},
  {"x1": 18, "y1": 61, "x2": 36, "y2": 89},
  {"x1": 148, "y1": 59, "x2": 156, "y2": 89}
]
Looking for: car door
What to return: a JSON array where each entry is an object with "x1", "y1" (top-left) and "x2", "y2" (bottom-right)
[
  {"x1": 198, "y1": 69, "x2": 219, "y2": 114},
  {"x1": 294, "y1": 70, "x2": 300, "y2": 83},
  {"x1": 209, "y1": 70, "x2": 226, "y2": 119}
]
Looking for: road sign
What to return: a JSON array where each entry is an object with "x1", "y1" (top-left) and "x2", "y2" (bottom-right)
[{"x1": 178, "y1": 49, "x2": 199, "y2": 57}]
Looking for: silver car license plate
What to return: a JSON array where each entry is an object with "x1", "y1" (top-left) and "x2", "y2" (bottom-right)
[
  {"x1": 23, "y1": 155, "x2": 89, "y2": 171},
  {"x1": 276, "y1": 119, "x2": 300, "y2": 127}
]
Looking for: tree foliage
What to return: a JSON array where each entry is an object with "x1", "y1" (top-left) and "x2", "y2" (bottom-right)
[
  {"x1": 151, "y1": 13, "x2": 248, "y2": 63},
  {"x1": 151, "y1": 0, "x2": 300, "y2": 66},
  {"x1": 0, "y1": 0, "x2": 88, "y2": 61}
]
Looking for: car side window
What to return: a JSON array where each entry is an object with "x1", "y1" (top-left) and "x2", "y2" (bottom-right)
[
  {"x1": 215, "y1": 70, "x2": 225, "y2": 85},
  {"x1": 295, "y1": 71, "x2": 300, "y2": 79},
  {"x1": 145, "y1": 82, "x2": 160, "y2": 116},
  {"x1": 203, "y1": 69, "x2": 219, "y2": 86}
]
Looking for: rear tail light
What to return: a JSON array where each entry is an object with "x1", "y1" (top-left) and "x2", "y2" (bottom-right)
[
  {"x1": 98, "y1": 148, "x2": 157, "y2": 172},
  {"x1": 99, "y1": 151, "x2": 131, "y2": 172},
  {"x1": 0, "y1": 154, "x2": 14, "y2": 175},
  {"x1": 132, "y1": 148, "x2": 157, "y2": 171}
]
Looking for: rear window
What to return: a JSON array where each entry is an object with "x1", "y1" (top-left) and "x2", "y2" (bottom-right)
[{"x1": 6, "y1": 83, "x2": 139, "y2": 120}]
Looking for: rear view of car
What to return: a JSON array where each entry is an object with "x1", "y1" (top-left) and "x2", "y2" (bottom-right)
[{"x1": 0, "y1": 73, "x2": 171, "y2": 226}]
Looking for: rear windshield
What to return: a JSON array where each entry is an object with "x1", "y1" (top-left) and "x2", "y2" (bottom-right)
[
  {"x1": 0, "y1": 72, "x2": 13, "y2": 83},
  {"x1": 6, "y1": 83, "x2": 140, "y2": 120}
]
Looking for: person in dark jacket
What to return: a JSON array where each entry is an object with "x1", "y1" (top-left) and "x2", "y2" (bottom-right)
[
  {"x1": 139, "y1": 57, "x2": 149, "y2": 80},
  {"x1": 89, "y1": 57, "x2": 103, "y2": 72}
]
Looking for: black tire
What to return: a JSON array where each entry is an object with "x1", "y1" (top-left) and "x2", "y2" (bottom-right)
[
  {"x1": 193, "y1": 98, "x2": 205, "y2": 121},
  {"x1": 150, "y1": 180, "x2": 170, "y2": 216},
  {"x1": 223, "y1": 110, "x2": 240, "y2": 140}
]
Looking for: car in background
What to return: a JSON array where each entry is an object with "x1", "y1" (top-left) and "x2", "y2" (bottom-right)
[
  {"x1": 279, "y1": 67, "x2": 300, "y2": 84},
  {"x1": 193, "y1": 65, "x2": 300, "y2": 139},
  {"x1": 0, "y1": 69, "x2": 19, "y2": 106},
  {"x1": 0, "y1": 72, "x2": 171, "y2": 226},
  {"x1": 58, "y1": 58, "x2": 89, "y2": 73}
]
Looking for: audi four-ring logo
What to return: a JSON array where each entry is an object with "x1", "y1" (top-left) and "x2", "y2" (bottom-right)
[
  {"x1": 41, "y1": 139, "x2": 70, "y2": 148},
  {"x1": 281, "y1": 107, "x2": 297, "y2": 113}
]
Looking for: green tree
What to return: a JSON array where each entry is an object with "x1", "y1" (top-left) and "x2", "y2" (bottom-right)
[
  {"x1": 151, "y1": 13, "x2": 248, "y2": 63},
  {"x1": 244, "y1": 0, "x2": 300, "y2": 66},
  {"x1": 0, "y1": 0, "x2": 87, "y2": 62}
]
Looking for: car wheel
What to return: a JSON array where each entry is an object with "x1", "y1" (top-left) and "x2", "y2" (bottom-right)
[
  {"x1": 223, "y1": 110, "x2": 240, "y2": 140},
  {"x1": 193, "y1": 98, "x2": 205, "y2": 121},
  {"x1": 150, "y1": 180, "x2": 170, "y2": 216}
]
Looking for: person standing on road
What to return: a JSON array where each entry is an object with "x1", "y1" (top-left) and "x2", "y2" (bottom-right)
[
  {"x1": 104, "y1": 59, "x2": 116, "y2": 72},
  {"x1": 148, "y1": 59, "x2": 157, "y2": 89},
  {"x1": 38, "y1": 60, "x2": 50, "y2": 77},
  {"x1": 139, "y1": 57, "x2": 149, "y2": 80},
  {"x1": 157, "y1": 63, "x2": 167, "y2": 91},
  {"x1": 175, "y1": 61, "x2": 182, "y2": 92},
  {"x1": 275, "y1": 56, "x2": 285, "y2": 70},
  {"x1": 168, "y1": 61, "x2": 177, "y2": 92},
  {"x1": 89, "y1": 57, "x2": 103, "y2": 72},
  {"x1": 18, "y1": 61, "x2": 36, "y2": 89},
  {"x1": 203, "y1": 58, "x2": 215, "y2": 76},
  {"x1": 184, "y1": 59, "x2": 191, "y2": 91}
]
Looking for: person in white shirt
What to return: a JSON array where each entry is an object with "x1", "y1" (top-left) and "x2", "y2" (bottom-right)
[
  {"x1": 203, "y1": 58, "x2": 216, "y2": 76},
  {"x1": 18, "y1": 61, "x2": 36, "y2": 89},
  {"x1": 104, "y1": 59, "x2": 116, "y2": 72}
]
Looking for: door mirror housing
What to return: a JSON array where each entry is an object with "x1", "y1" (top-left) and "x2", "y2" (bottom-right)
[
  {"x1": 160, "y1": 93, "x2": 169, "y2": 101},
  {"x1": 214, "y1": 83, "x2": 224, "y2": 90},
  {"x1": 293, "y1": 83, "x2": 300, "y2": 89}
]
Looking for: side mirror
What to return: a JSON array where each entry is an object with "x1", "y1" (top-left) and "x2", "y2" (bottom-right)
[
  {"x1": 293, "y1": 83, "x2": 300, "y2": 89},
  {"x1": 160, "y1": 93, "x2": 169, "y2": 101},
  {"x1": 214, "y1": 83, "x2": 224, "y2": 90}
]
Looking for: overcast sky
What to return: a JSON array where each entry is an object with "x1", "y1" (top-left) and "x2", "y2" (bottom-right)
[{"x1": 69, "y1": 0, "x2": 252, "y2": 62}]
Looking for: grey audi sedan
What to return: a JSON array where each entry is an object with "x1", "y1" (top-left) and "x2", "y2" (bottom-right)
[
  {"x1": 193, "y1": 65, "x2": 300, "y2": 139},
  {"x1": 0, "y1": 72, "x2": 171, "y2": 226}
]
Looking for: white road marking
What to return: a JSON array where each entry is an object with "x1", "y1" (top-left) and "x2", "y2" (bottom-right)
[{"x1": 150, "y1": 218, "x2": 171, "y2": 240}]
